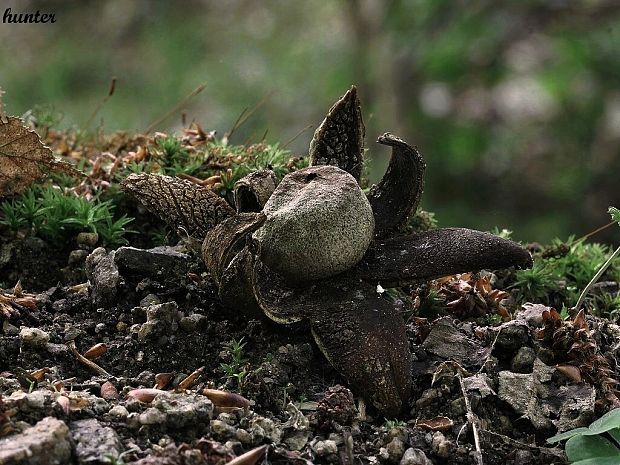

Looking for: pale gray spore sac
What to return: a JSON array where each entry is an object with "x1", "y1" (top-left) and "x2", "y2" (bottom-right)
[
  {"x1": 121, "y1": 173, "x2": 235, "y2": 238},
  {"x1": 253, "y1": 165, "x2": 374, "y2": 282}
]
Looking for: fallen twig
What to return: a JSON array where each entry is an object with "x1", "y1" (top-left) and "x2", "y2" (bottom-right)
[{"x1": 67, "y1": 340, "x2": 111, "y2": 377}]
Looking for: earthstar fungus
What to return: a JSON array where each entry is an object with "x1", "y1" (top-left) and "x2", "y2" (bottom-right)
[{"x1": 121, "y1": 86, "x2": 533, "y2": 416}]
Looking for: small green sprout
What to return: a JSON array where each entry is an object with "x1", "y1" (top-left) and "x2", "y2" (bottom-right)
[
  {"x1": 384, "y1": 418, "x2": 407, "y2": 429},
  {"x1": 220, "y1": 337, "x2": 248, "y2": 387}
]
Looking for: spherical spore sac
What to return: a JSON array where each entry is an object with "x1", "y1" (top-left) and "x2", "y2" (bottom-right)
[{"x1": 253, "y1": 166, "x2": 374, "y2": 281}]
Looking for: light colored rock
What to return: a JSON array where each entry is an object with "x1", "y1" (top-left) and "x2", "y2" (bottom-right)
[
  {"x1": 387, "y1": 437, "x2": 406, "y2": 463},
  {"x1": 253, "y1": 166, "x2": 374, "y2": 281},
  {"x1": 107, "y1": 405, "x2": 129, "y2": 421},
  {"x1": 312, "y1": 439, "x2": 338, "y2": 457},
  {"x1": 400, "y1": 447, "x2": 434, "y2": 465},
  {"x1": 0, "y1": 417, "x2": 71, "y2": 464},
  {"x1": 139, "y1": 407, "x2": 166, "y2": 425},
  {"x1": 85, "y1": 247, "x2": 120, "y2": 308},
  {"x1": 70, "y1": 419, "x2": 123, "y2": 465},
  {"x1": 19, "y1": 327, "x2": 50, "y2": 347}
]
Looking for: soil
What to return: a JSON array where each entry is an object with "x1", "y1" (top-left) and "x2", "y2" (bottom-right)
[{"x1": 0, "y1": 226, "x2": 620, "y2": 465}]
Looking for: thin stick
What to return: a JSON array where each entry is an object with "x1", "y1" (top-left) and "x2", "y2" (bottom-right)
[
  {"x1": 67, "y1": 340, "x2": 111, "y2": 377},
  {"x1": 282, "y1": 124, "x2": 313, "y2": 149},
  {"x1": 458, "y1": 372, "x2": 484, "y2": 465},
  {"x1": 259, "y1": 128, "x2": 269, "y2": 143},
  {"x1": 571, "y1": 221, "x2": 616, "y2": 246},
  {"x1": 145, "y1": 81, "x2": 207, "y2": 134},
  {"x1": 85, "y1": 77, "x2": 117, "y2": 128},
  {"x1": 226, "y1": 92, "x2": 273, "y2": 141},
  {"x1": 575, "y1": 245, "x2": 620, "y2": 312},
  {"x1": 226, "y1": 107, "x2": 248, "y2": 141},
  {"x1": 0, "y1": 86, "x2": 6, "y2": 122}
]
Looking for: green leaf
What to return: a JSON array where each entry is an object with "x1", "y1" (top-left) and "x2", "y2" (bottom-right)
[
  {"x1": 585, "y1": 409, "x2": 620, "y2": 435},
  {"x1": 565, "y1": 435, "x2": 620, "y2": 462},
  {"x1": 572, "y1": 458, "x2": 620, "y2": 465},
  {"x1": 610, "y1": 207, "x2": 620, "y2": 226},
  {"x1": 547, "y1": 427, "x2": 590, "y2": 443},
  {"x1": 607, "y1": 428, "x2": 620, "y2": 447}
]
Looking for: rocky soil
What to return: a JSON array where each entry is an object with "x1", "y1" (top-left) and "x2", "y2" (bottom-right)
[{"x1": 2, "y1": 235, "x2": 619, "y2": 465}]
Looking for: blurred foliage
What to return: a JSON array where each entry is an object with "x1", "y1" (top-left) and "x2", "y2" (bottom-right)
[{"x1": 1, "y1": 0, "x2": 619, "y2": 242}]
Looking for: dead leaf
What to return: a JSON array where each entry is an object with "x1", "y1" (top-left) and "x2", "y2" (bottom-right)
[
  {"x1": 556, "y1": 364, "x2": 582, "y2": 383},
  {"x1": 0, "y1": 116, "x2": 80, "y2": 197},
  {"x1": 226, "y1": 445, "x2": 268, "y2": 465},
  {"x1": 175, "y1": 366, "x2": 204, "y2": 392},
  {"x1": 416, "y1": 416, "x2": 454, "y2": 431},
  {"x1": 83, "y1": 343, "x2": 107, "y2": 360}
]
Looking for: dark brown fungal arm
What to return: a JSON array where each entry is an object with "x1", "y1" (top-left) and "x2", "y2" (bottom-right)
[
  {"x1": 121, "y1": 173, "x2": 235, "y2": 238},
  {"x1": 233, "y1": 169, "x2": 277, "y2": 213},
  {"x1": 309, "y1": 86, "x2": 365, "y2": 183},
  {"x1": 252, "y1": 260, "x2": 411, "y2": 416},
  {"x1": 367, "y1": 133, "x2": 426, "y2": 238},
  {"x1": 201, "y1": 212, "x2": 266, "y2": 285},
  {"x1": 356, "y1": 228, "x2": 533, "y2": 286},
  {"x1": 218, "y1": 248, "x2": 263, "y2": 318}
]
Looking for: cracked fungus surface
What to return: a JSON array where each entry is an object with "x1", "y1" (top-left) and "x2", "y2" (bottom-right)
[{"x1": 253, "y1": 166, "x2": 374, "y2": 282}]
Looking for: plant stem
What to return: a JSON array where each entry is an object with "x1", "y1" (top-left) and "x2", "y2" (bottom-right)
[
  {"x1": 575, "y1": 245, "x2": 620, "y2": 311},
  {"x1": 571, "y1": 221, "x2": 616, "y2": 246}
]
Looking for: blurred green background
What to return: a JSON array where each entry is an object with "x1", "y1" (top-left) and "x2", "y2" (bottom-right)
[{"x1": 1, "y1": 0, "x2": 619, "y2": 243}]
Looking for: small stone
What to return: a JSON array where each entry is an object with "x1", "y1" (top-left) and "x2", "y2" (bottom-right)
[
  {"x1": 249, "y1": 416, "x2": 282, "y2": 444},
  {"x1": 95, "y1": 323, "x2": 106, "y2": 334},
  {"x1": 85, "y1": 248, "x2": 120, "y2": 308},
  {"x1": 511, "y1": 346, "x2": 537, "y2": 373},
  {"x1": 70, "y1": 419, "x2": 122, "y2": 465},
  {"x1": 179, "y1": 313, "x2": 207, "y2": 332},
  {"x1": 116, "y1": 321, "x2": 128, "y2": 332},
  {"x1": 138, "y1": 321, "x2": 159, "y2": 341},
  {"x1": 107, "y1": 405, "x2": 129, "y2": 420},
  {"x1": 400, "y1": 448, "x2": 434, "y2": 465},
  {"x1": 146, "y1": 301, "x2": 180, "y2": 324},
  {"x1": 19, "y1": 327, "x2": 50, "y2": 347},
  {"x1": 431, "y1": 432, "x2": 452, "y2": 459},
  {"x1": 139, "y1": 408, "x2": 166, "y2": 425},
  {"x1": 151, "y1": 393, "x2": 213, "y2": 429},
  {"x1": 68, "y1": 249, "x2": 89, "y2": 266},
  {"x1": 3, "y1": 320, "x2": 19, "y2": 336},
  {"x1": 63, "y1": 325, "x2": 85, "y2": 341},
  {"x1": 234, "y1": 428, "x2": 252, "y2": 445},
  {"x1": 0, "y1": 417, "x2": 71, "y2": 464},
  {"x1": 115, "y1": 246, "x2": 190, "y2": 280},
  {"x1": 312, "y1": 439, "x2": 338, "y2": 457},
  {"x1": 77, "y1": 232, "x2": 99, "y2": 248},
  {"x1": 211, "y1": 419, "x2": 236, "y2": 438},
  {"x1": 45, "y1": 343, "x2": 69, "y2": 356},
  {"x1": 25, "y1": 390, "x2": 49, "y2": 410},
  {"x1": 494, "y1": 324, "x2": 529, "y2": 356},
  {"x1": 139, "y1": 293, "x2": 161, "y2": 307},
  {"x1": 386, "y1": 437, "x2": 406, "y2": 463}
]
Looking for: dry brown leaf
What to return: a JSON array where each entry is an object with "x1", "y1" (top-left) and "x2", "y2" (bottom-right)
[
  {"x1": 154, "y1": 372, "x2": 174, "y2": 389},
  {"x1": 202, "y1": 388, "x2": 250, "y2": 409},
  {"x1": 416, "y1": 416, "x2": 454, "y2": 431},
  {"x1": 127, "y1": 388, "x2": 166, "y2": 403},
  {"x1": 556, "y1": 364, "x2": 583, "y2": 383},
  {"x1": 225, "y1": 445, "x2": 268, "y2": 465},
  {"x1": 83, "y1": 343, "x2": 107, "y2": 360},
  {"x1": 175, "y1": 366, "x2": 204, "y2": 391},
  {"x1": 0, "y1": 116, "x2": 80, "y2": 197}
]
